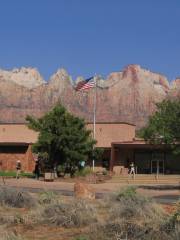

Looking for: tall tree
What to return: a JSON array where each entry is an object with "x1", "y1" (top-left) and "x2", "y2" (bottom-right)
[
  {"x1": 26, "y1": 104, "x2": 97, "y2": 175},
  {"x1": 139, "y1": 99, "x2": 180, "y2": 154}
]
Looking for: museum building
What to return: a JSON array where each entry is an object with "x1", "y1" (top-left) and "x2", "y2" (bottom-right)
[{"x1": 0, "y1": 123, "x2": 179, "y2": 174}]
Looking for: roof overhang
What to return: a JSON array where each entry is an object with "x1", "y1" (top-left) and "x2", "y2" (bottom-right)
[
  {"x1": 0, "y1": 142, "x2": 31, "y2": 146},
  {"x1": 111, "y1": 140, "x2": 171, "y2": 149}
]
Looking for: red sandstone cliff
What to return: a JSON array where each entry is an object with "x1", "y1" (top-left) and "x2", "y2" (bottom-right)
[{"x1": 0, "y1": 65, "x2": 179, "y2": 128}]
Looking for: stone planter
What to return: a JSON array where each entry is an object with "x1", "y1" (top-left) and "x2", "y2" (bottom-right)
[{"x1": 44, "y1": 172, "x2": 54, "y2": 182}]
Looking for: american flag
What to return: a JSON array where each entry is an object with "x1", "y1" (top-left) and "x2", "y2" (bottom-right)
[{"x1": 75, "y1": 76, "x2": 95, "y2": 91}]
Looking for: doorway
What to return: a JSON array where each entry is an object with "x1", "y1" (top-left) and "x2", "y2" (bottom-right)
[
  {"x1": 151, "y1": 152, "x2": 164, "y2": 174},
  {"x1": 151, "y1": 160, "x2": 164, "y2": 174}
]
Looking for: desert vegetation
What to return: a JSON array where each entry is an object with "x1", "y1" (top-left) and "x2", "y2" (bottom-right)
[{"x1": 0, "y1": 186, "x2": 179, "y2": 240}]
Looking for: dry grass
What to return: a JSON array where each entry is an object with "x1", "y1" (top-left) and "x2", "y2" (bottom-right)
[
  {"x1": 86, "y1": 187, "x2": 179, "y2": 240},
  {"x1": 0, "y1": 187, "x2": 179, "y2": 240},
  {"x1": 0, "y1": 226, "x2": 25, "y2": 240},
  {"x1": 29, "y1": 199, "x2": 97, "y2": 228},
  {"x1": 0, "y1": 186, "x2": 36, "y2": 208}
]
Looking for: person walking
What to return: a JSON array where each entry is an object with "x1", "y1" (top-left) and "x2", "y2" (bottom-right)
[
  {"x1": 34, "y1": 159, "x2": 40, "y2": 180},
  {"x1": 79, "y1": 160, "x2": 85, "y2": 170},
  {"x1": 129, "y1": 162, "x2": 135, "y2": 179},
  {"x1": 16, "y1": 160, "x2": 21, "y2": 179}
]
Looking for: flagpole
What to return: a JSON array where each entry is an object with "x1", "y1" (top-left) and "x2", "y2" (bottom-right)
[{"x1": 92, "y1": 75, "x2": 97, "y2": 171}]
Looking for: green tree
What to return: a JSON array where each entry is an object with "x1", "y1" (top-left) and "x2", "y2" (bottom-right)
[
  {"x1": 139, "y1": 99, "x2": 180, "y2": 154},
  {"x1": 26, "y1": 104, "x2": 98, "y2": 176}
]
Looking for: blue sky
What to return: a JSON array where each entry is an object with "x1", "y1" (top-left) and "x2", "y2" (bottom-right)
[{"x1": 0, "y1": 0, "x2": 179, "y2": 81}]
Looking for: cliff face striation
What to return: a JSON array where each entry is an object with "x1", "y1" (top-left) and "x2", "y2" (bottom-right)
[{"x1": 0, "y1": 65, "x2": 179, "y2": 128}]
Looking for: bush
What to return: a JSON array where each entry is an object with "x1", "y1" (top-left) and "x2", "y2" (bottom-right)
[
  {"x1": 91, "y1": 187, "x2": 169, "y2": 240},
  {"x1": 75, "y1": 167, "x2": 92, "y2": 177},
  {"x1": 0, "y1": 186, "x2": 36, "y2": 208},
  {"x1": 41, "y1": 199, "x2": 97, "y2": 227},
  {"x1": 0, "y1": 212, "x2": 26, "y2": 225},
  {"x1": 107, "y1": 187, "x2": 164, "y2": 221},
  {"x1": 116, "y1": 186, "x2": 137, "y2": 200},
  {"x1": 38, "y1": 191, "x2": 59, "y2": 205},
  {"x1": 162, "y1": 200, "x2": 180, "y2": 237},
  {"x1": 170, "y1": 200, "x2": 180, "y2": 225},
  {"x1": 2, "y1": 233, "x2": 25, "y2": 240},
  {"x1": 0, "y1": 227, "x2": 25, "y2": 240},
  {"x1": 102, "y1": 170, "x2": 108, "y2": 175},
  {"x1": 57, "y1": 164, "x2": 66, "y2": 177},
  {"x1": 88, "y1": 219, "x2": 177, "y2": 240}
]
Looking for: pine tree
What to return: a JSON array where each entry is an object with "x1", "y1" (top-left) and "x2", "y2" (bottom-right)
[{"x1": 26, "y1": 104, "x2": 98, "y2": 176}]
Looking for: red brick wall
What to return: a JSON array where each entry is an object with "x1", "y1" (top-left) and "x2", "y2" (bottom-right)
[{"x1": 0, "y1": 145, "x2": 35, "y2": 172}]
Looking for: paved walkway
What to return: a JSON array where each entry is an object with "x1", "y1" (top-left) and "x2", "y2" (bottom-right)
[
  {"x1": 1, "y1": 177, "x2": 179, "y2": 204},
  {"x1": 1, "y1": 178, "x2": 130, "y2": 194}
]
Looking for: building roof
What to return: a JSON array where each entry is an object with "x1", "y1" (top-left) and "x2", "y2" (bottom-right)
[
  {"x1": 112, "y1": 138, "x2": 146, "y2": 145},
  {"x1": 111, "y1": 138, "x2": 170, "y2": 149},
  {"x1": 86, "y1": 121, "x2": 135, "y2": 126},
  {"x1": 0, "y1": 124, "x2": 38, "y2": 144}
]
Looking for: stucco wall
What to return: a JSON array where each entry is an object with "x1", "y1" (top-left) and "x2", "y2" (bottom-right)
[
  {"x1": 87, "y1": 123, "x2": 135, "y2": 147},
  {"x1": 0, "y1": 124, "x2": 38, "y2": 144}
]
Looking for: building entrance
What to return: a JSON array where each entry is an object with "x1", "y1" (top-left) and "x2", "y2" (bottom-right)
[
  {"x1": 151, "y1": 160, "x2": 164, "y2": 174},
  {"x1": 151, "y1": 152, "x2": 164, "y2": 174},
  {"x1": 134, "y1": 150, "x2": 165, "y2": 174}
]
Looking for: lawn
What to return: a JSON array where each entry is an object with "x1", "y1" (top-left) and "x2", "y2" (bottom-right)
[{"x1": 0, "y1": 171, "x2": 33, "y2": 178}]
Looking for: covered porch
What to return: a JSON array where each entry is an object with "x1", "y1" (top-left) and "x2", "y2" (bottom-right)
[{"x1": 110, "y1": 140, "x2": 180, "y2": 175}]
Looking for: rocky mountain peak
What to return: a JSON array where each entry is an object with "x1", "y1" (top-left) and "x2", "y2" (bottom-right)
[
  {"x1": 122, "y1": 64, "x2": 141, "y2": 80},
  {"x1": 0, "y1": 67, "x2": 45, "y2": 89},
  {"x1": 48, "y1": 68, "x2": 73, "y2": 93},
  {"x1": 52, "y1": 68, "x2": 69, "y2": 78},
  {"x1": 172, "y1": 78, "x2": 180, "y2": 88},
  {"x1": 0, "y1": 64, "x2": 179, "y2": 128}
]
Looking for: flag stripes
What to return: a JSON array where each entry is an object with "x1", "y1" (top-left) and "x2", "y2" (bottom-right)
[{"x1": 75, "y1": 76, "x2": 94, "y2": 91}]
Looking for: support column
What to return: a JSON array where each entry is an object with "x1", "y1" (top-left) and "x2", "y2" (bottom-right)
[
  {"x1": 25, "y1": 144, "x2": 35, "y2": 172},
  {"x1": 110, "y1": 144, "x2": 115, "y2": 172}
]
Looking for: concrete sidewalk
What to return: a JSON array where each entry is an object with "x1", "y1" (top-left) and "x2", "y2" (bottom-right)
[{"x1": 1, "y1": 177, "x2": 126, "y2": 193}]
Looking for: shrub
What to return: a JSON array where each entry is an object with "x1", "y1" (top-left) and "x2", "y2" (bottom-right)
[
  {"x1": 170, "y1": 200, "x2": 180, "y2": 225},
  {"x1": 2, "y1": 233, "x2": 25, "y2": 240},
  {"x1": 57, "y1": 164, "x2": 66, "y2": 177},
  {"x1": 88, "y1": 219, "x2": 177, "y2": 240},
  {"x1": 75, "y1": 167, "x2": 92, "y2": 177},
  {"x1": 162, "y1": 200, "x2": 180, "y2": 237},
  {"x1": 0, "y1": 227, "x2": 25, "y2": 240},
  {"x1": 0, "y1": 212, "x2": 25, "y2": 225},
  {"x1": 38, "y1": 191, "x2": 59, "y2": 205},
  {"x1": 93, "y1": 187, "x2": 169, "y2": 240},
  {"x1": 41, "y1": 199, "x2": 97, "y2": 227},
  {"x1": 107, "y1": 187, "x2": 164, "y2": 221},
  {"x1": 102, "y1": 170, "x2": 108, "y2": 175},
  {"x1": 116, "y1": 186, "x2": 137, "y2": 200},
  {"x1": 0, "y1": 186, "x2": 36, "y2": 208}
]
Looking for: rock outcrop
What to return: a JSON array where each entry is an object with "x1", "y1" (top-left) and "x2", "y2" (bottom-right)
[
  {"x1": 74, "y1": 182, "x2": 95, "y2": 200},
  {"x1": 0, "y1": 64, "x2": 179, "y2": 128},
  {"x1": 0, "y1": 67, "x2": 45, "y2": 89}
]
